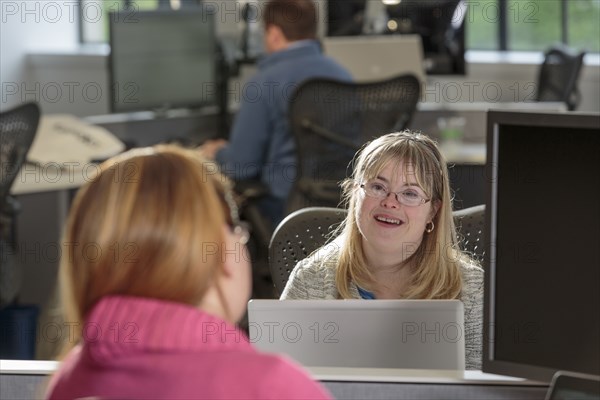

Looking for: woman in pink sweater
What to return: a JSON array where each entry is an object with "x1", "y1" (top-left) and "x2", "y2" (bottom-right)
[{"x1": 46, "y1": 145, "x2": 330, "y2": 400}]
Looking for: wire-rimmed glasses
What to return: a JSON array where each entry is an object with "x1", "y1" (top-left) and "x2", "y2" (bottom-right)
[{"x1": 360, "y1": 181, "x2": 430, "y2": 207}]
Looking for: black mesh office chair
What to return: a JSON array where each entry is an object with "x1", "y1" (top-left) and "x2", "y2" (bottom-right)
[
  {"x1": 268, "y1": 204, "x2": 486, "y2": 297},
  {"x1": 0, "y1": 102, "x2": 40, "y2": 307},
  {"x1": 453, "y1": 204, "x2": 485, "y2": 263},
  {"x1": 536, "y1": 44, "x2": 586, "y2": 111},
  {"x1": 287, "y1": 74, "x2": 421, "y2": 212},
  {"x1": 268, "y1": 207, "x2": 346, "y2": 296}
]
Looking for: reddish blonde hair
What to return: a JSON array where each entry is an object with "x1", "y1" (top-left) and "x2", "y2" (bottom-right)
[{"x1": 59, "y1": 145, "x2": 233, "y2": 351}]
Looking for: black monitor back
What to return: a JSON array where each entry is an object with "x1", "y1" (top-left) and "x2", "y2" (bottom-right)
[{"x1": 483, "y1": 110, "x2": 600, "y2": 382}]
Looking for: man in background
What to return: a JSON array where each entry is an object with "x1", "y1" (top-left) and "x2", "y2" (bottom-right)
[{"x1": 201, "y1": 0, "x2": 352, "y2": 227}]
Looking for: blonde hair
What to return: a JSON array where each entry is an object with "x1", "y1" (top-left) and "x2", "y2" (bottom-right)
[
  {"x1": 335, "y1": 131, "x2": 465, "y2": 299},
  {"x1": 59, "y1": 145, "x2": 234, "y2": 353}
]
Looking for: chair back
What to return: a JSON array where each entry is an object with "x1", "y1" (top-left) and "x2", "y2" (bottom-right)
[
  {"x1": 269, "y1": 204, "x2": 486, "y2": 297},
  {"x1": 287, "y1": 74, "x2": 420, "y2": 212},
  {"x1": 1, "y1": 102, "x2": 40, "y2": 307},
  {"x1": 536, "y1": 45, "x2": 586, "y2": 111},
  {"x1": 0, "y1": 103, "x2": 40, "y2": 206},
  {"x1": 452, "y1": 204, "x2": 486, "y2": 263},
  {"x1": 268, "y1": 207, "x2": 346, "y2": 296}
]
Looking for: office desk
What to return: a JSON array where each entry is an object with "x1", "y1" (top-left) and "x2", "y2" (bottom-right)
[
  {"x1": 0, "y1": 360, "x2": 548, "y2": 400},
  {"x1": 411, "y1": 101, "x2": 567, "y2": 143},
  {"x1": 11, "y1": 164, "x2": 88, "y2": 196}
]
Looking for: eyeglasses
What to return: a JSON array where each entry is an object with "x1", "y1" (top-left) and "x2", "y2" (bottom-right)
[
  {"x1": 360, "y1": 181, "x2": 430, "y2": 207},
  {"x1": 221, "y1": 189, "x2": 251, "y2": 245}
]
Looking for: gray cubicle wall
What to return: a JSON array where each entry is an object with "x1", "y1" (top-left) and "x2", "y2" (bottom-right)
[
  {"x1": 0, "y1": 372, "x2": 549, "y2": 400},
  {"x1": 323, "y1": 381, "x2": 548, "y2": 400},
  {"x1": 1, "y1": 374, "x2": 49, "y2": 400}
]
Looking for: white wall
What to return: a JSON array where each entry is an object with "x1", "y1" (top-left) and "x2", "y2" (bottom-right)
[{"x1": 0, "y1": 0, "x2": 79, "y2": 112}]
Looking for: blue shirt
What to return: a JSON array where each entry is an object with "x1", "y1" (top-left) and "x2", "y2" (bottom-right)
[
  {"x1": 357, "y1": 286, "x2": 376, "y2": 300},
  {"x1": 216, "y1": 41, "x2": 352, "y2": 204}
]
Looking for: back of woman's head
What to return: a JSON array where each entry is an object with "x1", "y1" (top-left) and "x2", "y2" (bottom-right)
[{"x1": 60, "y1": 145, "x2": 232, "y2": 325}]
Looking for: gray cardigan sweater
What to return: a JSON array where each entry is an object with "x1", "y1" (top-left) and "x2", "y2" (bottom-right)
[{"x1": 280, "y1": 243, "x2": 484, "y2": 370}]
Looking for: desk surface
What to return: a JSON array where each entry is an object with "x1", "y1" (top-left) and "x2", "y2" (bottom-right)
[
  {"x1": 417, "y1": 101, "x2": 567, "y2": 113},
  {"x1": 0, "y1": 359, "x2": 543, "y2": 386},
  {"x1": 11, "y1": 162, "x2": 92, "y2": 195},
  {"x1": 11, "y1": 144, "x2": 486, "y2": 196},
  {"x1": 309, "y1": 367, "x2": 544, "y2": 386},
  {"x1": 442, "y1": 142, "x2": 486, "y2": 164},
  {"x1": 11, "y1": 110, "x2": 221, "y2": 196}
]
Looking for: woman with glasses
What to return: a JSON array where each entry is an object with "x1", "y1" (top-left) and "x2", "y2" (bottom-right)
[
  {"x1": 281, "y1": 131, "x2": 484, "y2": 370},
  {"x1": 46, "y1": 145, "x2": 330, "y2": 399}
]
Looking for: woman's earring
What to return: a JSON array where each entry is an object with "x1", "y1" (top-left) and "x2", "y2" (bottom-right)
[{"x1": 425, "y1": 221, "x2": 435, "y2": 233}]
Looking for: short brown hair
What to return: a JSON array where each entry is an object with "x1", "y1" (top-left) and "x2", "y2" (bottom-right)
[{"x1": 264, "y1": 0, "x2": 317, "y2": 41}]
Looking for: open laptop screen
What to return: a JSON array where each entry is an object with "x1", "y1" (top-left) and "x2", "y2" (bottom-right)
[
  {"x1": 321, "y1": 35, "x2": 426, "y2": 84},
  {"x1": 248, "y1": 299, "x2": 464, "y2": 370}
]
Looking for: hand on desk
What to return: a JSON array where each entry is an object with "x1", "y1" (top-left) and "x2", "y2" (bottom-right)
[{"x1": 198, "y1": 139, "x2": 227, "y2": 160}]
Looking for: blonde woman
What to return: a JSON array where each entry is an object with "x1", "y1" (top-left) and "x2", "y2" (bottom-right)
[
  {"x1": 46, "y1": 146, "x2": 330, "y2": 399},
  {"x1": 281, "y1": 131, "x2": 484, "y2": 370}
]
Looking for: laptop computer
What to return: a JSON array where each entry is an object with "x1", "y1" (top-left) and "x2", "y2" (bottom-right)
[
  {"x1": 247, "y1": 299, "x2": 465, "y2": 370},
  {"x1": 545, "y1": 372, "x2": 600, "y2": 400},
  {"x1": 321, "y1": 35, "x2": 426, "y2": 85}
]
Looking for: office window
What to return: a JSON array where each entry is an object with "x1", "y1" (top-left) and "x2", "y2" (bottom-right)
[
  {"x1": 568, "y1": 0, "x2": 600, "y2": 53},
  {"x1": 81, "y1": 0, "x2": 599, "y2": 54},
  {"x1": 467, "y1": 0, "x2": 500, "y2": 50},
  {"x1": 466, "y1": 0, "x2": 599, "y2": 52},
  {"x1": 506, "y1": 0, "x2": 561, "y2": 51},
  {"x1": 80, "y1": 0, "x2": 160, "y2": 43}
]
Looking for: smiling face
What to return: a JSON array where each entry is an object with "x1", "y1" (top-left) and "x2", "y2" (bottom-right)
[{"x1": 356, "y1": 161, "x2": 439, "y2": 264}]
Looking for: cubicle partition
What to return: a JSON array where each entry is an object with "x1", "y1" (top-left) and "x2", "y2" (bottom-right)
[{"x1": 1, "y1": 361, "x2": 548, "y2": 400}]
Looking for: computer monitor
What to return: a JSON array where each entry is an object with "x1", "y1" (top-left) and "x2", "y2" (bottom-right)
[
  {"x1": 321, "y1": 35, "x2": 426, "y2": 84},
  {"x1": 483, "y1": 110, "x2": 600, "y2": 382},
  {"x1": 248, "y1": 299, "x2": 465, "y2": 371},
  {"x1": 109, "y1": 9, "x2": 220, "y2": 113},
  {"x1": 327, "y1": 0, "x2": 466, "y2": 75}
]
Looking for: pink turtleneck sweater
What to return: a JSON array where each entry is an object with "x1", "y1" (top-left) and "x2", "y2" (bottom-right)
[{"x1": 46, "y1": 295, "x2": 330, "y2": 400}]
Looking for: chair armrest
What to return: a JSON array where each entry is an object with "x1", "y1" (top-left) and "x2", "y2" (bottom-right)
[
  {"x1": 234, "y1": 180, "x2": 269, "y2": 202},
  {"x1": 1, "y1": 196, "x2": 21, "y2": 217}
]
